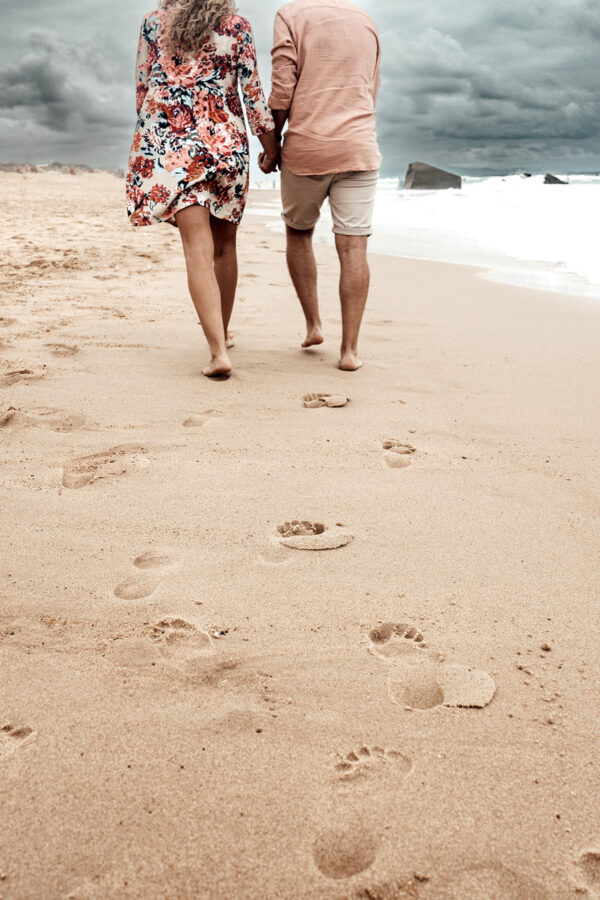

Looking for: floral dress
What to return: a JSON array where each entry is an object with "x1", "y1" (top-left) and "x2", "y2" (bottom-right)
[{"x1": 126, "y1": 9, "x2": 274, "y2": 226}]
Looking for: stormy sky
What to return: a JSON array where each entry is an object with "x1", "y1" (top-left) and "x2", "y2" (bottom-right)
[{"x1": 1, "y1": 0, "x2": 599, "y2": 175}]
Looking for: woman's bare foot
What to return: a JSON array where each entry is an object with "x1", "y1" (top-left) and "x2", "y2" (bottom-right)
[
  {"x1": 226, "y1": 331, "x2": 235, "y2": 349},
  {"x1": 202, "y1": 353, "x2": 232, "y2": 378},
  {"x1": 302, "y1": 324, "x2": 324, "y2": 348},
  {"x1": 339, "y1": 351, "x2": 363, "y2": 371}
]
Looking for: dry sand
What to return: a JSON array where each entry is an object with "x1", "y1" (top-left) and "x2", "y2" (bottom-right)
[{"x1": 1, "y1": 171, "x2": 599, "y2": 899}]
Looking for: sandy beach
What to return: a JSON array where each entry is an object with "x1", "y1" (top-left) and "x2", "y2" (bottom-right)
[{"x1": 1, "y1": 171, "x2": 599, "y2": 899}]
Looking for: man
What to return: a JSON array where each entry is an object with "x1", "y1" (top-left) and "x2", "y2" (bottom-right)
[{"x1": 266, "y1": 0, "x2": 381, "y2": 371}]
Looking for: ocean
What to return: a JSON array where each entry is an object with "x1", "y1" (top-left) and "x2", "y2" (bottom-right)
[{"x1": 249, "y1": 174, "x2": 599, "y2": 300}]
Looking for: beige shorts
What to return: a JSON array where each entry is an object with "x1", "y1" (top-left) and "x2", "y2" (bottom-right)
[{"x1": 281, "y1": 165, "x2": 379, "y2": 236}]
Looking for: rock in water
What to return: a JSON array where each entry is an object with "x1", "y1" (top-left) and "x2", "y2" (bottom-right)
[
  {"x1": 544, "y1": 173, "x2": 568, "y2": 184},
  {"x1": 403, "y1": 162, "x2": 462, "y2": 190}
]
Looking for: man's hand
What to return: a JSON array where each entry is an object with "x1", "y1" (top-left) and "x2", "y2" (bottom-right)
[
  {"x1": 257, "y1": 128, "x2": 282, "y2": 174},
  {"x1": 258, "y1": 149, "x2": 280, "y2": 174}
]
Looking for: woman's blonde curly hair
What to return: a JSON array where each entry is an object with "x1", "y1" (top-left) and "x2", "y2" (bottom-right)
[{"x1": 161, "y1": 0, "x2": 238, "y2": 55}]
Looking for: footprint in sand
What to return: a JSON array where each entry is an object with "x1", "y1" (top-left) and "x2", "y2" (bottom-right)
[
  {"x1": 62, "y1": 444, "x2": 148, "y2": 488},
  {"x1": 1, "y1": 405, "x2": 87, "y2": 432},
  {"x1": 113, "y1": 548, "x2": 177, "y2": 600},
  {"x1": 575, "y1": 850, "x2": 600, "y2": 897},
  {"x1": 113, "y1": 575, "x2": 159, "y2": 601},
  {"x1": 313, "y1": 740, "x2": 412, "y2": 883},
  {"x1": 258, "y1": 543, "x2": 295, "y2": 567},
  {"x1": 0, "y1": 405, "x2": 18, "y2": 428},
  {"x1": 334, "y1": 745, "x2": 412, "y2": 784},
  {"x1": 313, "y1": 822, "x2": 379, "y2": 880},
  {"x1": 369, "y1": 622, "x2": 426, "y2": 654},
  {"x1": 133, "y1": 549, "x2": 177, "y2": 571},
  {"x1": 382, "y1": 440, "x2": 416, "y2": 469},
  {"x1": 204, "y1": 707, "x2": 271, "y2": 737},
  {"x1": 149, "y1": 618, "x2": 214, "y2": 661},
  {"x1": 110, "y1": 637, "x2": 162, "y2": 668},
  {"x1": 44, "y1": 342, "x2": 79, "y2": 357},
  {"x1": 0, "y1": 723, "x2": 35, "y2": 759},
  {"x1": 276, "y1": 521, "x2": 354, "y2": 551},
  {"x1": 183, "y1": 408, "x2": 225, "y2": 427},
  {"x1": 368, "y1": 622, "x2": 496, "y2": 710},
  {"x1": 303, "y1": 393, "x2": 349, "y2": 409},
  {"x1": 0, "y1": 367, "x2": 47, "y2": 387}
]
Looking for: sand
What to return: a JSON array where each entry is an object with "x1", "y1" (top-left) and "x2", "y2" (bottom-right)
[{"x1": 1, "y1": 171, "x2": 599, "y2": 899}]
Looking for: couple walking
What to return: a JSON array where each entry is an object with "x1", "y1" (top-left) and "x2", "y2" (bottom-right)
[{"x1": 126, "y1": 0, "x2": 381, "y2": 377}]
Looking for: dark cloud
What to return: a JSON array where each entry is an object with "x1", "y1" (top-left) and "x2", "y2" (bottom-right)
[
  {"x1": 370, "y1": 0, "x2": 600, "y2": 173},
  {"x1": 0, "y1": 0, "x2": 598, "y2": 174}
]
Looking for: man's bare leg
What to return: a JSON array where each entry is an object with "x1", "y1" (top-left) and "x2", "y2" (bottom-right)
[
  {"x1": 175, "y1": 205, "x2": 232, "y2": 377},
  {"x1": 285, "y1": 225, "x2": 324, "y2": 348},
  {"x1": 211, "y1": 214, "x2": 238, "y2": 347},
  {"x1": 336, "y1": 234, "x2": 370, "y2": 371}
]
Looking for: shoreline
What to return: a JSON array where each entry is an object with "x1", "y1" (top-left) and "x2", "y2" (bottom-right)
[
  {"x1": 246, "y1": 184, "x2": 600, "y2": 303},
  {"x1": 2, "y1": 172, "x2": 600, "y2": 898}
]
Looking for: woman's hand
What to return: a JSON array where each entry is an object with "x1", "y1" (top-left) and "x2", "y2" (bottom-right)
[
  {"x1": 258, "y1": 150, "x2": 280, "y2": 174},
  {"x1": 257, "y1": 129, "x2": 281, "y2": 174}
]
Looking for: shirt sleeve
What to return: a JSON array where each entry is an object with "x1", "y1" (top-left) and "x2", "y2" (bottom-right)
[
  {"x1": 237, "y1": 21, "x2": 275, "y2": 136},
  {"x1": 135, "y1": 18, "x2": 150, "y2": 115},
  {"x1": 269, "y1": 12, "x2": 297, "y2": 111}
]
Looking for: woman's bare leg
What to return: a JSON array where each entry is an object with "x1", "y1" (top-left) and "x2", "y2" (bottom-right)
[
  {"x1": 210, "y1": 214, "x2": 238, "y2": 346},
  {"x1": 175, "y1": 205, "x2": 232, "y2": 377}
]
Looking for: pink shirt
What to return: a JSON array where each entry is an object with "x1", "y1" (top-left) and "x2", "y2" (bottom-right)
[{"x1": 269, "y1": 0, "x2": 381, "y2": 176}]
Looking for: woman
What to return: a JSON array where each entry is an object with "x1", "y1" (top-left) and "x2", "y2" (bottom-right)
[{"x1": 126, "y1": 0, "x2": 279, "y2": 377}]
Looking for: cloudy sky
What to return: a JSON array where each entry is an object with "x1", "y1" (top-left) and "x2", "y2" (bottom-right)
[{"x1": 1, "y1": 0, "x2": 599, "y2": 175}]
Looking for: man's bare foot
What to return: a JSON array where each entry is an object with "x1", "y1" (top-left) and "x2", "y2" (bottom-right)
[
  {"x1": 226, "y1": 331, "x2": 235, "y2": 349},
  {"x1": 202, "y1": 353, "x2": 232, "y2": 378},
  {"x1": 339, "y1": 351, "x2": 363, "y2": 371},
  {"x1": 302, "y1": 325, "x2": 324, "y2": 348}
]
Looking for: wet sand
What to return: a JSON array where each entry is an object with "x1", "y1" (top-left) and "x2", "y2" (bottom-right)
[{"x1": 1, "y1": 171, "x2": 599, "y2": 899}]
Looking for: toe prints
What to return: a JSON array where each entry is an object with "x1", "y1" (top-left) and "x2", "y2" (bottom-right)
[
  {"x1": 383, "y1": 440, "x2": 416, "y2": 469},
  {"x1": 334, "y1": 746, "x2": 412, "y2": 783},
  {"x1": 279, "y1": 521, "x2": 324, "y2": 537},
  {"x1": 62, "y1": 444, "x2": 148, "y2": 488},
  {"x1": 368, "y1": 622, "x2": 496, "y2": 711},
  {"x1": 149, "y1": 618, "x2": 213, "y2": 659},
  {"x1": 0, "y1": 723, "x2": 35, "y2": 759},
  {"x1": 369, "y1": 622, "x2": 426, "y2": 657},
  {"x1": 110, "y1": 620, "x2": 214, "y2": 671},
  {"x1": 276, "y1": 521, "x2": 354, "y2": 551},
  {"x1": 303, "y1": 393, "x2": 349, "y2": 409}
]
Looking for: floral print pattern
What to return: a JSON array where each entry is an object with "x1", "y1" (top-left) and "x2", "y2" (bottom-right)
[{"x1": 126, "y1": 9, "x2": 274, "y2": 227}]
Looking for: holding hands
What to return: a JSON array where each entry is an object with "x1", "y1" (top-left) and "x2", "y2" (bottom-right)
[{"x1": 258, "y1": 130, "x2": 282, "y2": 174}]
